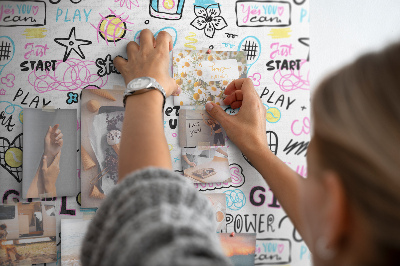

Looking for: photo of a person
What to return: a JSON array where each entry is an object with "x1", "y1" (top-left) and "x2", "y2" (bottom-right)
[
  {"x1": 0, "y1": 224, "x2": 23, "y2": 263},
  {"x1": 26, "y1": 124, "x2": 63, "y2": 198},
  {"x1": 201, "y1": 113, "x2": 225, "y2": 146}
]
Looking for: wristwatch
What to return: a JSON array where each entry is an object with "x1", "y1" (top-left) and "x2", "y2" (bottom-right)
[{"x1": 123, "y1": 77, "x2": 166, "y2": 109}]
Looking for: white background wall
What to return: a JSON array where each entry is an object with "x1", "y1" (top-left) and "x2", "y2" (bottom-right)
[{"x1": 310, "y1": 0, "x2": 400, "y2": 90}]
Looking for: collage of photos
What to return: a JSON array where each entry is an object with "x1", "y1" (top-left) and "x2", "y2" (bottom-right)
[
  {"x1": 80, "y1": 88, "x2": 125, "y2": 208},
  {"x1": 22, "y1": 109, "x2": 78, "y2": 199},
  {"x1": 0, "y1": 202, "x2": 57, "y2": 265}
]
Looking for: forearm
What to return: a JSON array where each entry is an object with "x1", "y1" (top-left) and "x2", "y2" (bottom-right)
[
  {"x1": 182, "y1": 155, "x2": 191, "y2": 164},
  {"x1": 26, "y1": 156, "x2": 45, "y2": 198},
  {"x1": 118, "y1": 90, "x2": 172, "y2": 181},
  {"x1": 244, "y1": 144, "x2": 309, "y2": 244}
]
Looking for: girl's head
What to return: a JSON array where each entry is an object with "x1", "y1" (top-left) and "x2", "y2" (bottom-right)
[
  {"x1": 303, "y1": 42, "x2": 400, "y2": 265},
  {"x1": 207, "y1": 119, "x2": 215, "y2": 125},
  {"x1": 0, "y1": 224, "x2": 6, "y2": 230}
]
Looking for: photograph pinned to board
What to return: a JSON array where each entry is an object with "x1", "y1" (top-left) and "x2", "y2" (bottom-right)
[
  {"x1": 0, "y1": 202, "x2": 57, "y2": 265},
  {"x1": 219, "y1": 233, "x2": 257, "y2": 266},
  {"x1": 205, "y1": 193, "x2": 227, "y2": 233},
  {"x1": 179, "y1": 109, "x2": 227, "y2": 147},
  {"x1": 182, "y1": 147, "x2": 231, "y2": 184},
  {"x1": 22, "y1": 108, "x2": 78, "y2": 199},
  {"x1": 173, "y1": 49, "x2": 247, "y2": 106},
  {"x1": 61, "y1": 219, "x2": 92, "y2": 266},
  {"x1": 80, "y1": 88, "x2": 125, "y2": 208}
]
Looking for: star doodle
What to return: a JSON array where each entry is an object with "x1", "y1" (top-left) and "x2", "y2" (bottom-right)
[
  {"x1": 54, "y1": 27, "x2": 92, "y2": 62},
  {"x1": 66, "y1": 92, "x2": 79, "y2": 104},
  {"x1": 174, "y1": 157, "x2": 180, "y2": 162}
]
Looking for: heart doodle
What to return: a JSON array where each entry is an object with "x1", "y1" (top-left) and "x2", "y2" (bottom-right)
[
  {"x1": 277, "y1": 243, "x2": 284, "y2": 254},
  {"x1": 32, "y1": 6, "x2": 39, "y2": 15},
  {"x1": 278, "y1": 6, "x2": 284, "y2": 16},
  {"x1": 0, "y1": 133, "x2": 23, "y2": 183}
]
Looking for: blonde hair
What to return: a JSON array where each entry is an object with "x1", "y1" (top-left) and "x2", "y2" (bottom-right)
[{"x1": 312, "y1": 42, "x2": 400, "y2": 263}]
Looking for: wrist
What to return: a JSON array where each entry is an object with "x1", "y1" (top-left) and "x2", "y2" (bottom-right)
[{"x1": 125, "y1": 89, "x2": 164, "y2": 108}]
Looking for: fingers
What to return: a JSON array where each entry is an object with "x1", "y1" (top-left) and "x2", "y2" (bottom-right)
[
  {"x1": 171, "y1": 85, "x2": 182, "y2": 96},
  {"x1": 139, "y1": 29, "x2": 155, "y2": 53},
  {"x1": 42, "y1": 156, "x2": 47, "y2": 172},
  {"x1": 155, "y1": 31, "x2": 173, "y2": 53},
  {"x1": 113, "y1": 56, "x2": 128, "y2": 73},
  {"x1": 223, "y1": 90, "x2": 243, "y2": 107},
  {"x1": 55, "y1": 133, "x2": 63, "y2": 141},
  {"x1": 225, "y1": 78, "x2": 257, "y2": 98},
  {"x1": 57, "y1": 139, "x2": 64, "y2": 147},
  {"x1": 52, "y1": 124, "x2": 59, "y2": 133}
]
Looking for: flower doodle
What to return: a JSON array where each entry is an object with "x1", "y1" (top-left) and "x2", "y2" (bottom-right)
[
  {"x1": 66, "y1": 92, "x2": 79, "y2": 104},
  {"x1": 190, "y1": 4, "x2": 227, "y2": 38}
]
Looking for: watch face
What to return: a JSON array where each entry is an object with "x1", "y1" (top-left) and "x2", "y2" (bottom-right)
[{"x1": 131, "y1": 77, "x2": 151, "y2": 90}]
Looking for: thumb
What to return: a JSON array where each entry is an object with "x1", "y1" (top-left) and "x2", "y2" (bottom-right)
[
  {"x1": 205, "y1": 102, "x2": 231, "y2": 127},
  {"x1": 42, "y1": 156, "x2": 48, "y2": 172}
]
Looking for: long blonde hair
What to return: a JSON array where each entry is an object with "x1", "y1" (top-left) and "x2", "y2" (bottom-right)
[{"x1": 312, "y1": 42, "x2": 400, "y2": 263}]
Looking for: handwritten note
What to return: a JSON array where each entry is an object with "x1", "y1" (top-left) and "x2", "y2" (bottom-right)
[
  {"x1": 0, "y1": 1, "x2": 46, "y2": 27},
  {"x1": 199, "y1": 59, "x2": 239, "y2": 81},
  {"x1": 236, "y1": 0, "x2": 291, "y2": 27}
]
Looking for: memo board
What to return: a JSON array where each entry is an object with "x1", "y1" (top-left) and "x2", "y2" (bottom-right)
[{"x1": 0, "y1": 0, "x2": 311, "y2": 265}]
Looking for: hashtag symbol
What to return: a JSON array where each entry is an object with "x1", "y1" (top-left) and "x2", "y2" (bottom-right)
[
  {"x1": 242, "y1": 40, "x2": 258, "y2": 61},
  {"x1": 0, "y1": 41, "x2": 11, "y2": 62}
]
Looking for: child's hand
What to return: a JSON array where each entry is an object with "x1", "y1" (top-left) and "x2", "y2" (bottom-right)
[
  {"x1": 44, "y1": 124, "x2": 63, "y2": 165},
  {"x1": 205, "y1": 78, "x2": 269, "y2": 156},
  {"x1": 113, "y1": 29, "x2": 180, "y2": 97},
  {"x1": 189, "y1": 162, "x2": 197, "y2": 167}
]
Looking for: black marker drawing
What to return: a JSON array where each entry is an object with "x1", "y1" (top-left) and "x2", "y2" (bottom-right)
[
  {"x1": 298, "y1": 37, "x2": 310, "y2": 61},
  {"x1": 0, "y1": 133, "x2": 23, "y2": 183},
  {"x1": 54, "y1": 27, "x2": 92, "y2": 62},
  {"x1": 149, "y1": 0, "x2": 186, "y2": 20},
  {"x1": 190, "y1": 4, "x2": 227, "y2": 38}
]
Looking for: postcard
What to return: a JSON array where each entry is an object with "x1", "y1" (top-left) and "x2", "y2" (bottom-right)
[
  {"x1": 22, "y1": 108, "x2": 78, "y2": 198},
  {"x1": 61, "y1": 219, "x2": 92, "y2": 266},
  {"x1": 219, "y1": 233, "x2": 257, "y2": 266},
  {"x1": 205, "y1": 193, "x2": 227, "y2": 233},
  {"x1": 0, "y1": 202, "x2": 57, "y2": 265},
  {"x1": 179, "y1": 109, "x2": 227, "y2": 147},
  {"x1": 81, "y1": 88, "x2": 125, "y2": 208},
  {"x1": 173, "y1": 49, "x2": 247, "y2": 106},
  {"x1": 182, "y1": 147, "x2": 230, "y2": 183}
]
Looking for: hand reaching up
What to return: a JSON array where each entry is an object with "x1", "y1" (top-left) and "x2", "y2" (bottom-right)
[
  {"x1": 205, "y1": 78, "x2": 269, "y2": 157},
  {"x1": 44, "y1": 124, "x2": 63, "y2": 166}
]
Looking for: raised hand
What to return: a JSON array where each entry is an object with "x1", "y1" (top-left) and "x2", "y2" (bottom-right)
[
  {"x1": 205, "y1": 78, "x2": 268, "y2": 156},
  {"x1": 44, "y1": 124, "x2": 63, "y2": 166}
]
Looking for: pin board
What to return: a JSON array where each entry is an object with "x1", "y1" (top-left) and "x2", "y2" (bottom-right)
[{"x1": 0, "y1": 0, "x2": 310, "y2": 265}]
